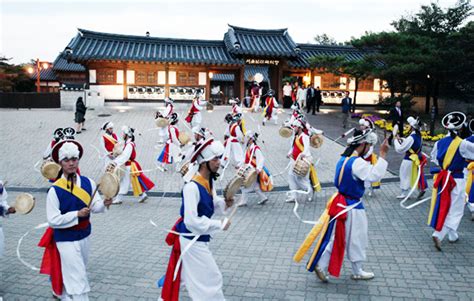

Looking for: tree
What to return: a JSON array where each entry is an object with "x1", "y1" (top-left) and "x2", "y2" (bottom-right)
[
  {"x1": 0, "y1": 56, "x2": 35, "y2": 92},
  {"x1": 308, "y1": 54, "x2": 376, "y2": 112},
  {"x1": 313, "y1": 34, "x2": 341, "y2": 45},
  {"x1": 352, "y1": 0, "x2": 473, "y2": 114}
]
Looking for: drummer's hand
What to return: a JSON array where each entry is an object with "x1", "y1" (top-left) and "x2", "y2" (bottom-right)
[
  {"x1": 7, "y1": 207, "x2": 16, "y2": 214},
  {"x1": 107, "y1": 154, "x2": 114, "y2": 159},
  {"x1": 225, "y1": 198, "x2": 234, "y2": 208},
  {"x1": 77, "y1": 207, "x2": 90, "y2": 217},
  {"x1": 222, "y1": 220, "x2": 231, "y2": 231},
  {"x1": 103, "y1": 198, "x2": 113, "y2": 208}
]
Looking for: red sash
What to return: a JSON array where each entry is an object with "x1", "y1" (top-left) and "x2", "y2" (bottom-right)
[
  {"x1": 161, "y1": 218, "x2": 183, "y2": 301},
  {"x1": 265, "y1": 97, "x2": 274, "y2": 118},
  {"x1": 327, "y1": 194, "x2": 348, "y2": 277},
  {"x1": 103, "y1": 133, "x2": 118, "y2": 153},
  {"x1": 432, "y1": 170, "x2": 456, "y2": 231}
]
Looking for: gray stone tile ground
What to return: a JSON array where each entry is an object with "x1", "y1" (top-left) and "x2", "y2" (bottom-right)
[{"x1": 1, "y1": 106, "x2": 472, "y2": 300}]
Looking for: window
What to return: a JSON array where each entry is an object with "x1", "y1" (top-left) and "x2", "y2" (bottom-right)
[
  {"x1": 147, "y1": 72, "x2": 156, "y2": 84},
  {"x1": 136, "y1": 71, "x2": 146, "y2": 84},
  {"x1": 177, "y1": 71, "x2": 199, "y2": 86},
  {"x1": 97, "y1": 70, "x2": 115, "y2": 83},
  {"x1": 358, "y1": 79, "x2": 373, "y2": 91}
]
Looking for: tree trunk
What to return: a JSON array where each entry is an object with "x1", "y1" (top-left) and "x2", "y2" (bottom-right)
[
  {"x1": 425, "y1": 78, "x2": 431, "y2": 114},
  {"x1": 352, "y1": 78, "x2": 359, "y2": 113},
  {"x1": 389, "y1": 77, "x2": 395, "y2": 97},
  {"x1": 433, "y1": 79, "x2": 439, "y2": 116}
]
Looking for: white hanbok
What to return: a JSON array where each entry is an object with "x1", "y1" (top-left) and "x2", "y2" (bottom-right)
[
  {"x1": 179, "y1": 180, "x2": 231, "y2": 301},
  {"x1": 0, "y1": 183, "x2": 10, "y2": 258},
  {"x1": 222, "y1": 123, "x2": 244, "y2": 168},
  {"x1": 287, "y1": 134, "x2": 313, "y2": 201},
  {"x1": 430, "y1": 139, "x2": 474, "y2": 241},
  {"x1": 240, "y1": 144, "x2": 267, "y2": 204},
  {"x1": 394, "y1": 132, "x2": 416, "y2": 191},
  {"x1": 114, "y1": 139, "x2": 134, "y2": 195},
  {"x1": 317, "y1": 156, "x2": 388, "y2": 274},
  {"x1": 46, "y1": 176, "x2": 106, "y2": 300}
]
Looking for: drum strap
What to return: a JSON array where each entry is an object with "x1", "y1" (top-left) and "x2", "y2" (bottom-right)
[{"x1": 53, "y1": 178, "x2": 91, "y2": 207}]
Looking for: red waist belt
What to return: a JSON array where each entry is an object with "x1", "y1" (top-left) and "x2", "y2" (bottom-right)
[{"x1": 68, "y1": 219, "x2": 90, "y2": 230}]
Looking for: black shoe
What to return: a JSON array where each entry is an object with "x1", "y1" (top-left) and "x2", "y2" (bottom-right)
[
  {"x1": 417, "y1": 190, "x2": 426, "y2": 200},
  {"x1": 82, "y1": 128, "x2": 87, "y2": 131},
  {"x1": 432, "y1": 237, "x2": 442, "y2": 251}
]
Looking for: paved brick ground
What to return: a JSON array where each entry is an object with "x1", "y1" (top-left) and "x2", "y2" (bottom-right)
[
  {"x1": 1, "y1": 106, "x2": 472, "y2": 300},
  {"x1": 1, "y1": 183, "x2": 474, "y2": 300}
]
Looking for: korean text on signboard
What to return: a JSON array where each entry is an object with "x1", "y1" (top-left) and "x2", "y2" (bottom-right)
[{"x1": 245, "y1": 59, "x2": 279, "y2": 66}]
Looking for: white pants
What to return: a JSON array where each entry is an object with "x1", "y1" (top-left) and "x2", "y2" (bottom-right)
[
  {"x1": 288, "y1": 160, "x2": 313, "y2": 200},
  {"x1": 191, "y1": 113, "x2": 202, "y2": 129},
  {"x1": 399, "y1": 159, "x2": 412, "y2": 191},
  {"x1": 0, "y1": 226, "x2": 4, "y2": 258},
  {"x1": 158, "y1": 128, "x2": 168, "y2": 142},
  {"x1": 318, "y1": 208, "x2": 368, "y2": 274},
  {"x1": 179, "y1": 237, "x2": 225, "y2": 301},
  {"x1": 118, "y1": 165, "x2": 132, "y2": 195},
  {"x1": 263, "y1": 112, "x2": 278, "y2": 124},
  {"x1": 241, "y1": 182, "x2": 266, "y2": 203},
  {"x1": 223, "y1": 142, "x2": 243, "y2": 168},
  {"x1": 56, "y1": 237, "x2": 91, "y2": 300},
  {"x1": 433, "y1": 178, "x2": 466, "y2": 241}
]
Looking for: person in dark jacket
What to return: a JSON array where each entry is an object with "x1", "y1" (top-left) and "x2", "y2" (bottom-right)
[
  {"x1": 75, "y1": 97, "x2": 87, "y2": 133},
  {"x1": 341, "y1": 91, "x2": 352, "y2": 128}
]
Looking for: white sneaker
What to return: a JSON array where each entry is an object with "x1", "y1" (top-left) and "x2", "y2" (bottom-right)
[
  {"x1": 368, "y1": 189, "x2": 373, "y2": 197},
  {"x1": 396, "y1": 194, "x2": 406, "y2": 199},
  {"x1": 285, "y1": 198, "x2": 296, "y2": 203},
  {"x1": 112, "y1": 199, "x2": 123, "y2": 205},
  {"x1": 257, "y1": 198, "x2": 268, "y2": 205},
  {"x1": 139, "y1": 193, "x2": 148, "y2": 203},
  {"x1": 237, "y1": 199, "x2": 247, "y2": 207},
  {"x1": 351, "y1": 270, "x2": 374, "y2": 280}
]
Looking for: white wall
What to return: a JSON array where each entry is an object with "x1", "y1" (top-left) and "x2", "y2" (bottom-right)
[
  {"x1": 60, "y1": 90, "x2": 84, "y2": 110},
  {"x1": 321, "y1": 91, "x2": 391, "y2": 105},
  {"x1": 89, "y1": 85, "x2": 124, "y2": 100}
]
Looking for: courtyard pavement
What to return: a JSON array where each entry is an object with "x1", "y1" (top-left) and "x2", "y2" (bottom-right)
[{"x1": 0, "y1": 105, "x2": 472, "y2": 300}]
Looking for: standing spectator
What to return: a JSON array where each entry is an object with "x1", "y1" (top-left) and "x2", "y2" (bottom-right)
[
  {"x1": 75, "y1": 97, "x2": 87, "y2": 134},
  {"x1": 282, "y1": 82, "x2": 292, "y2": 108},
  {"x1": 306, "y1": 85, "x2": 317, "y2": 115},
  {"x1": 296, "y1": 83, "x2": 307, "y2": 110},
  {"x1": 291, "y1": 82, "x2": 299, "y2": 104},
  {"x1": 315, "y1": 86, "x2": 322, "y2": 113},
  {"x1": 341, "y1": 91, "x2": 352, "y2": 128},
  {"x1": 388, "y1": 101, "x2": 404, "y2": 144}
]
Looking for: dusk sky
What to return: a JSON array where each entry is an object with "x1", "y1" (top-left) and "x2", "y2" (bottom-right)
[{"x1": 1, "y1": 0, "x2": 469, "y2": 64}]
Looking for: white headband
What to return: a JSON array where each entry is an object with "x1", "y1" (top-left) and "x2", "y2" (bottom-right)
[{"x1": 59, "y1": 142, "x2": 80, "y2": 161}]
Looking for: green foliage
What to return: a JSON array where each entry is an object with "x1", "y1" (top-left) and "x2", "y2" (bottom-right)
[
  {"x1": 313, "y1": 34, "x2": 342, "y2": 46},
  {"x1": 377, "y1": 95, "x2": 416, "y2": 113},
  {"x1": 0, "y1": 56, "x2": 35, "y2": 92}
]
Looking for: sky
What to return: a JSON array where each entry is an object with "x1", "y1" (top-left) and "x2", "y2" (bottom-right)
[{"x1": 0, "y1": 0, "x2": 470, "y2": 64}]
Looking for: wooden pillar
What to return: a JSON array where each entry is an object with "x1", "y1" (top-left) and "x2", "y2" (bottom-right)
[
  {"x1": 238, "y1": 65, "x2": 245, "y2": 100},
  {"x1": 205, "y1": 67, "x2": 211, "y2": 101},
  {"x1": 164, "y1": 64, "x2": 170, "y2": 98},
  {"x1": 123, "y1": 63, "x2": 128, "y2": 100}
]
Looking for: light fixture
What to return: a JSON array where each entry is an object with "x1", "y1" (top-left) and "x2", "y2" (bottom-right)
[
  {"x1": 208, "y1": 72, "x2": 213, "y2": 79},
  {"x1": 42, "y1": 62, "x2": 49, "y2": 69},
  {"x1": 27, "y1": 67, "x2": 34, "y2": 74}
]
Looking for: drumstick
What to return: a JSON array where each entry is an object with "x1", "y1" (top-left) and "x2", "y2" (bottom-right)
[
  {"x1": 88, "y1": 183, "x2": 101, "y2": 209},
  {"x1": 223, "y1": 205, "x2": 238, "y2": 229}
]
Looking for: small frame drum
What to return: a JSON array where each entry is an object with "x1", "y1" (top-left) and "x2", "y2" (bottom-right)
[
  {"x1": 99, "y1": 164, "x2": 123, "y2": 199},
  {"x1": 206, "y1": 102, "x2": 214, "y2": 112},
  {"x1": 14, "y1": 193, "x2": 35, "y2": 215},
  {"x1": 178, "y1": 132, "x2": 190, "y2": 145},
  {"x1": 223, "y1": 177, "x2": 243, "y2": 200},
  {"x1": 237, "y1": 165, "x2": 258, "y2": 188},
  {"x1": 310, "y1": 134, "x2": 324, "y2": 148},
  {"x1": 40, "y1": 159, "x2": 61, "y2": 180},
  {"x1": 293, "y1": 156, "x2": 311, "y2": 177},
  {"x1": 155, "y1": 117, "x2": 169, "y2": 128},
  {"x1": 112, "y1": 143, "x2": 123, "y2": 157},
  {"x1": 279, "y1": 126, "x2": 293, "y2": 138}
]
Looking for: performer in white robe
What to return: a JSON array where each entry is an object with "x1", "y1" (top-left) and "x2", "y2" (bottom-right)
[
  {"x1": 112, "y1": 126, "x2": 155, "y2": 204},
  {"x1": 185, "y1": 94, "x2": 207, "y2": 129},
  {"x1": 157, "y1": 113, "x2": 182, "y2": 170},
  {"x1": 237, "y1": 131, "x2": 272, "y2": 207},
  {"x1": 157, "y1": 97, "x2": 174, "y2": 143},
  {"x1": 394, "y1": 117, "x2": 427, "y2": 199},
  {"x1": 43, "y1": 140, "x2": 112, "y2": 300},
  {"x1": 287, "y1": 119, "x2": 314, "y2": 203},
  {"x1": 222, "y1": 114, "x2": 244, "y2": 169},
  {"x1": 229, "y1": 98, "x2": 242, "y2": 116},
  {"x1": 428, "y1": 112, "x2": 474, "y2": 250},
  {"x1": 99, "y1": 121, "x2": 119, "y2": 170},
  {"x1": 303, "y1": 129, "x2": 388, "y2": 282},
  {"x1": 160, "y1": 138, "x2": 233, "y2": 301},
  {"x1": 0, "y1": 180, "x2": 15, "y2": 258},
  {"x1": 464, "y1": 119, "x2": 474, "y2": 220},
  {"x1": 182, "y1": 127, "x2": 211, "y2": 163}
]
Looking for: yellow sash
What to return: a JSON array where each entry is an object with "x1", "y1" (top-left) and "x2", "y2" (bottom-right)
[
  {"x1": 408, "y1": 150, "x2": 421, "y2": 187},
  {"x1": 53, "y1": 177, "x2": 91, "y2": 207},
  {"x1": 427, "y1": 137, "x2": 462, "y2": 224},
  {"x1": 103, "y1": 134, "x2": 117, "y2": 145},
  {"x1": 466, "y1": 162, "x2": 474, "y2": 196},
  {"x1": 240, "y1": 119, "x2": 247, "y2": 136},
  {"x1": 370, "y1": 154, "x2": 381, "y2": 188},
  {"x1": 192, "y1": 174, "x2": 211, "y2": 194}
]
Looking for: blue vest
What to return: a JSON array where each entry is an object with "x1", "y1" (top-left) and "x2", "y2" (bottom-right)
[
  {"x1": 334, "y1": 156, "x2": 365, "y2": 206},
  {"x1": 52, "y1": 176, "x2": 92, "y2": 242},
  {"x1": 176, "y1": 180, "x2": 215, "y2": 242},
  {"x1": 467, "y1": 135, "x2": 474, "y2": 143},
  {"x1": 404, "y1": 133, "x2": 422, "y2": 160},
  {"x1": 436, "y1": 136, "x2": 466, "y2": 178}
]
